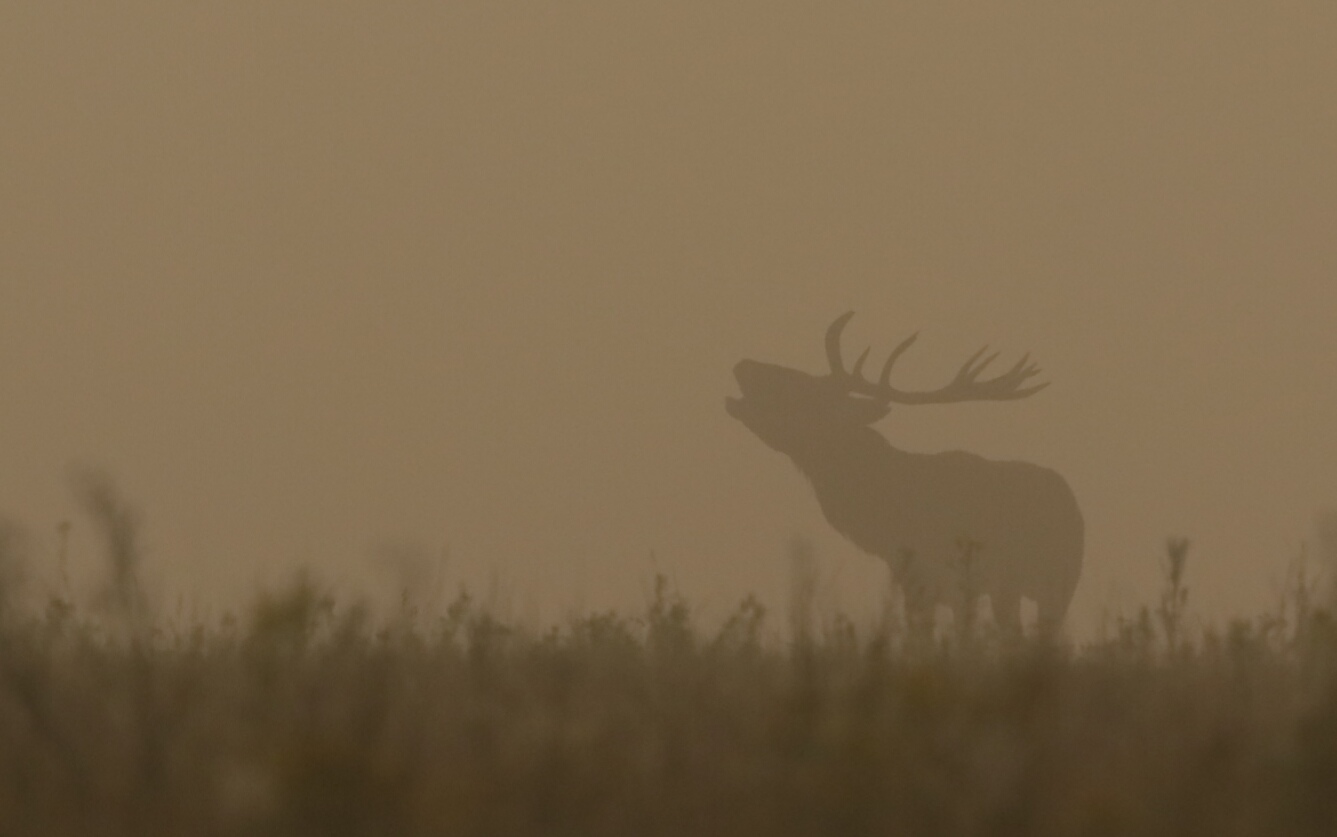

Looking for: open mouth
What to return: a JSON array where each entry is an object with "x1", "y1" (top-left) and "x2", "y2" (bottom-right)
[
  {"x1": 725, "y1": 372, "x2": 751, "y2": 416},
  {"x1": 726, "y1": 362, "x2": 761, "y2": 418}
]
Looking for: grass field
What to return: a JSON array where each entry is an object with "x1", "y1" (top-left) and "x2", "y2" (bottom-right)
[{"x1": 1, "y1": 487, "x2": 1336, "y2": 835}]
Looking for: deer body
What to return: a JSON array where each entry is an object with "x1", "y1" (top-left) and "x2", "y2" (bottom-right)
[{"x1": 727, "y1": 313, "x2": 1084, "y2": 630}]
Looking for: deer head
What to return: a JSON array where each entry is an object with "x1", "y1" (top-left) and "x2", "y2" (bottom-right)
[{"x1": 726, "y1": 311, "x2": 1048, "y2": 453}]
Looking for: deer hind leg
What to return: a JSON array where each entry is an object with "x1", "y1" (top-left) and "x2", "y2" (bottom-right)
[
  {"x1": 1032, "y1": 588, "x2": 1068, "y2": 637},
  {"x1": 989, "y1": 587, "x2": 1023, "y2": 635}
]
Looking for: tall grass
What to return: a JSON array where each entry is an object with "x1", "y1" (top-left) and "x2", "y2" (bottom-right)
[{"x1": 1, "y1": 498, "x2": 1336, "y2": 834}]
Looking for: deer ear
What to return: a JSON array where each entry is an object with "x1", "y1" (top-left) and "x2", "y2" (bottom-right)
[{"x1": 845, "y1": 397, "x2": 891, "y2": 425}]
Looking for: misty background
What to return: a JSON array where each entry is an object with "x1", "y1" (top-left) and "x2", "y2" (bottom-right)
[{"x1": 1, "y1": 2, "x2": 1334, "y2": 630}]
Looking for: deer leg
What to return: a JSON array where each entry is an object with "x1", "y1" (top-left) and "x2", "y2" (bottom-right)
[
  {"x1": 990, "y1": 588, "x2": 1022, "y2": 635},
  {"x1": 1031, "y1": 591, "x2": 1052, "y2": 635},
  {"x1": 903, "y1": 597, "x2": 935, "y2": 644},
  {"x1": 1032, "y1": 591, "x2": 1065, "y2": 638}
]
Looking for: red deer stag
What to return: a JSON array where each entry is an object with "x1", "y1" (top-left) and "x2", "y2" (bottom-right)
[{"x1": 726, "y1": 312, "x2": 1083, "y2": 632}]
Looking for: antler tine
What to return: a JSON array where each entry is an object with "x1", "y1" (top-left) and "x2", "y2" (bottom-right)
[
  {"x1": 975, "y1": 351, "x2": 1050, "y2": 399},
  {"x1": 1005, "y1": 353, "x2": 1042, "y2": 382},
  {"x1": 879, "y1": 332, "x2": 919, "y2": 387},
  {"x1": 825, "y1": 311, "x2": 856, "y2": 376},
  {"x1": 851, "y1": 347, "x2": 871, "y2": 380},
  {"x1": 957, "y1": 347, "x2": 1001, "y2": 382}
]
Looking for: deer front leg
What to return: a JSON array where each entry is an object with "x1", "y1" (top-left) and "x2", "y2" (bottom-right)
[{"x1": 890, "y1": 548, "x2": 936, "y2": 643}]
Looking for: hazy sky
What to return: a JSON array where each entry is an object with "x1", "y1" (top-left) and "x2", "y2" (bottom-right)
[{"x1": 2, "y1": 3, "x2": 1335, "y2": 629}]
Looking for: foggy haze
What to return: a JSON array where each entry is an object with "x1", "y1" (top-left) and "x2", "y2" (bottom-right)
[{"x1": 2, "y1": 2, "x2": 1335, "y2": 630}]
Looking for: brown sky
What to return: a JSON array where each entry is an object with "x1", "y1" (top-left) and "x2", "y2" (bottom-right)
[{"x1": 2, "y1": 2, "x2": 1335, "y2": 630}]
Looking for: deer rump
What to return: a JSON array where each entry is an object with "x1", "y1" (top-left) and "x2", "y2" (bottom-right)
[{"x1": 727, "y1": 311, "x2": 1084, "y2": 631}]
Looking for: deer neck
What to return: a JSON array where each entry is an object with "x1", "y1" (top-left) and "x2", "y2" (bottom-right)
[{"x1": 788, "y1": 427, "x2": 914, "y2": 547}]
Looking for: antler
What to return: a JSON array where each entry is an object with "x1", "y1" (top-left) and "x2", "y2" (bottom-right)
[{"x1": 824, "y1": 311, "x2": 1049, "y2": 404}]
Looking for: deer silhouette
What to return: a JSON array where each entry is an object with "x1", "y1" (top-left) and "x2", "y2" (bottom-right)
[{"x1": 726, "y1": 312, "x2": 1083, "y2": 632}]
